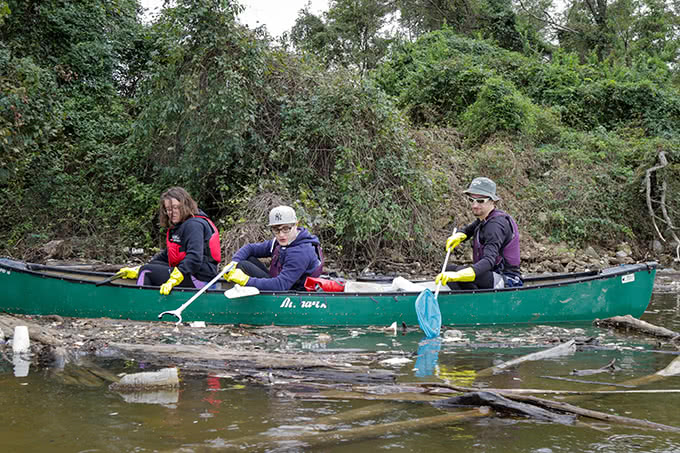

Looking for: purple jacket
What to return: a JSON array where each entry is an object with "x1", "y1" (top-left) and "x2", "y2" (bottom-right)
[
  {"x1": 461, "y1": 209, "x2": 521, "y2": 278},
  {"x1": 232, "y1": 227, "x2": 323, "y2": 291}
]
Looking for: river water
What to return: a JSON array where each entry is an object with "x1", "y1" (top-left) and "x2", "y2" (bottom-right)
[{"x1": 1, "y1": 291, "x2": 679, "y2": 452}]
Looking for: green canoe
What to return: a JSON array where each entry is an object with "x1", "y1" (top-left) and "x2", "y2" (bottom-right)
[{"x1": 0, "y1": 258, "x2": 657, "y2": 327}]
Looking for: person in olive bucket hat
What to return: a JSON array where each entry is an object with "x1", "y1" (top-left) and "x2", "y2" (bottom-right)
[
  {"x1": 222, "y1": 205, "x2": 324, "y2": 291},
  {"x1": 435, "y1": 177, "x2": 523, "y2": 290}
]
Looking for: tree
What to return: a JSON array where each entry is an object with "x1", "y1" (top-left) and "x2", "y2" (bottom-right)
[
  {"x1": 290, "y1": 0, "x2": 396, "y2": 74},
  {"x1": 396, "y1": 0, "x2": 479, "y2": 37},
  {"x1": 130, "y1": 0, "x2": 266, "y2": 206},
  {"x1": 0, "y1": 0, "x2": 149, "y2": 249},
  {"x1": 396, "y1": 0, "x2": 528, "y2": 52},
  {"x1": 516, "y1": 0, "x2": 680, "y2": 66}
]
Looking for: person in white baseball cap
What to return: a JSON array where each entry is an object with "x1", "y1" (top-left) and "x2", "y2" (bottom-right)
[
  {"x1": 435, "y1": 177, "x2": 522, "y2": 290},
  {"x1": 223, "y1": 205, "x2": 324, "y2": 291}
]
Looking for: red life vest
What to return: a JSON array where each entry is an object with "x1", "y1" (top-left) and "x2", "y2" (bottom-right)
[{"x1": 167, "y1": 215, "x2": 221, "y2": 268}]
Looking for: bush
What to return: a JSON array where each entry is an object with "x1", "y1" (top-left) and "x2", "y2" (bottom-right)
[{"x1": 461, "y1": 77, "x2": 537, "y2": 142}]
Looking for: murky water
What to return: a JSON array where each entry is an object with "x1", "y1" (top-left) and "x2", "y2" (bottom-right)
[{"x1": 2, "y1": 292, "x2": 680, "y2": 452}]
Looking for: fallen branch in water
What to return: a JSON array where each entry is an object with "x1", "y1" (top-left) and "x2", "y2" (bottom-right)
[
  {"x1": 420, "y1": 383, "x2": 680, "y2": 395},
  {"x1": 432, "y1": 391, "x2": 576, "y2": 424},
  {"x1": 287, "y1": 383, "x2": 680, "y2": 433},
  {"x1": 541, "y1": 375, "x2": 635, "y2": 388},
  {"x1": 476, "y1": 339, "x2": 576, "y2": 377},
  {"x1": 570, "y1": 358, "x2": 619, "y2": 376},
  {"x1": 594, "y1": 315, "x2": 680, "y2": 340},
  {"x1": 417, "y1": 383, "x2": 680, "y2": 433},
  {"x1": 500, "y1": 392, "x2": 680, "y2": 433}
]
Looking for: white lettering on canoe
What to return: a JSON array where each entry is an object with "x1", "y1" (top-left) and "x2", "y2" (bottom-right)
[
  {"x1": 621, "y1": 274, "x2": 635, "y2": 284},
  {"x1": 300, "y1": 300, "x2": 327, "y2": 309},
  {"x1": 280, "y1": 298, "x2": 295, "y2": 308},
  {"x1": 279, "y1": 298, "x2": 327, "y2": 309}
]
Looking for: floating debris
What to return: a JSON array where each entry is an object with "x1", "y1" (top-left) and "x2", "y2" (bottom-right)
[
  {"x1": 379, "y1": 357, "x2": 413, "y2": 366},
  {"x1": 109, "y1": 367, "x2": 180, "y2": 391}
]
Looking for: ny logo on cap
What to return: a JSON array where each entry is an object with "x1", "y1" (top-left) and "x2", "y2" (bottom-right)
[{"x1": 274, "y1": 212, "x2": 282, "y2": 221}]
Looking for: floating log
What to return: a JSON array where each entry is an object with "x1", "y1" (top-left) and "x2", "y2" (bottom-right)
[
  {"x1": 594, "y1": 315, "x2": 680, "y2": 340},
  {"x1": 106, "y1": 342, "x2": 396, "y2": 385},
  {"x1": 476, "y1": 339, "x2": 576, "y2": 377},
  {"x1": 107, "y1": 342, "x2": 370, "y2": 370},
  {"x1": 416, "y1": 383, "x2": 680, "y2": 433},
  {"x1": 289, "y1": 383, "x2": 680, "y2": 434},
  {"x1": 432, "y1": 391, "x2": 576, "y2": 424},
  {"x1": 420, "y1": 382, "x2": 680, "y2": 396},
  {"x1": 500, "y1": 392, "x2": 680, "y2": 433}
]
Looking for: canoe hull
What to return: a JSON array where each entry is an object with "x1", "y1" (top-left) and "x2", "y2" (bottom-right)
[{"x1": 0, "y1": 259, "x2": 657, "y2": 327}]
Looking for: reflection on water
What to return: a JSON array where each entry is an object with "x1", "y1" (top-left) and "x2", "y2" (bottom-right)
[
  {"x1": 13, "y1": 354, "x2": 31, "y2": 377},
  {"x1": 414, "y1": 337, "x2": 441, "y2": 377},
  {"x1": 118, "y1": 389, "x2": 179, "y2": 405},
  {"x1": 1, "y1": 292, "x2": 679, "y2": 452}
]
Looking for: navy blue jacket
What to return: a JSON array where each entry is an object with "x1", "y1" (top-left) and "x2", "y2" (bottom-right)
[{"x1": 232, "y1": 227, "x2": 322, "y2": 291}]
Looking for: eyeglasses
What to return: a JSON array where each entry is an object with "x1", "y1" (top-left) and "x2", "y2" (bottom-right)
[
  {"x1": 466, "y1": 196, "x2": 490, "y2": 205},
  {"x1": 271, "y1": 225, "x2": 294, "y2": 235}
]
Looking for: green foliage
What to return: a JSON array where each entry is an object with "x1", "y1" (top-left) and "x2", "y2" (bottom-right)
[
  {"x1": 131, "y1": 0, "x2": 264, "y2": 204},
  {"x1": 555, "y1": 0, "x2": 680, "y2": 67},
  {"x1": 461, "y1": 77, "x2": 537, "y2": 142},
  {"x1": 373, "y1": 29, "x2": 506, "y2": 126},
  {"x1": 0, "y1": 0, "x2": 150, "y2": 258},
  {"x1": 130, "y1": 3, "x2": 441, "y2": 266},
  {"x1": 520, "y1": 129, "x2": 680, "y2": 245},
  {"x1": 250, "y1": 56, "x2": 443, "y2": 265},
  {"x1": 376, "y1": 29, "x2": 680, "y2": 137},
  {"x1": 290, "y1": 0, "x2": 395, "y2": 74},
  {"x1": 395, "y1": 0, "x2": 530, "y2": 52},
  {"x1": 0, "y1": 2, "x2": 9, "y2": 26}
]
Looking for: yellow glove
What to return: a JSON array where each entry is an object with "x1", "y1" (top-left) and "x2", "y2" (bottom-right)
[
  {"x1": 435, "y1": 267, "x2": 476, "y2": 285},
  {"x1": 117, "y1": 266, "x2": 140, "y2": 279},
  {"x1": 225, "y1": 268, "x2": 250, "y2": 286},
  {"x1": 160, "y1": 267, "x2": 184, "y2": 295},
  {"x1": 225, "y1": 261, "x2": 238, "y2": 272},
  {"x1": 445, "y1": 232, "x2": 467, "y2": 252}
]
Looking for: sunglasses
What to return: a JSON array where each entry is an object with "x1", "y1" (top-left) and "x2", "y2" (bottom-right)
[
  {"x1": 466, "y1": 196, "x2": 490, "y2": 205},
  {"x1": 270, "y1": 225, "x2": 294, "y2": 234}
]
